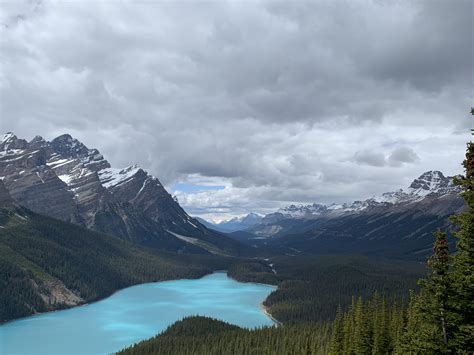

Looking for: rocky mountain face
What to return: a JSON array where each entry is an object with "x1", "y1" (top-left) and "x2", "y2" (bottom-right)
[
  {"x1": 197, "y1": 213, "x2": 263, "y2": 233},
  {"x1": 242, "y1": 171, "x2": 464, "y2": 259},
  {"x1": 406, "y1": 170, "x2": 456, "y2": 196},
  {"x1": 0, "y1": 180, "x2": 13, "y2": 207},
  {"x1": 0, "y1": 133, "x2": 245, "y2": 255}
]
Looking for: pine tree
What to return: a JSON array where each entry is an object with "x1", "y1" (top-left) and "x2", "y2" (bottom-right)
[
  {"x1": 388, "y1": 302, "x2": 404, "y2": 354},
  {"x1": 329, "y1": 305, "x2": 344, "y2": 354},
  {"x1": 449, "y1": 111, "x2": 474, "y2": 352},
  {"x1": 425, "y1": 230, "x2": 451, "y2": 348},
  {"x1": 402, "y1": 231, "x2": 452, "y2": 353},
  {"x1": 369, "y1": 292, "x2": 391, "y2": 355},
  {"x1": 343, "y1": 297, "x2": 356, "y2": 354},
  {"x1": 354, "y1": 296, "x2": 371, "y2": 354}
]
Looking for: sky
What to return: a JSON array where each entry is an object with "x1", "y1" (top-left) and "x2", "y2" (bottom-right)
[{"x1": 0, "y1": 0, "x2": 472, "y2": 222}]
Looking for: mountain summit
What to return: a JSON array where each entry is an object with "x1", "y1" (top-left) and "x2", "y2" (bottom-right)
[
  {"x1": 0, "y1": 133, "x2": 245, "y2": 255},
  {"x1": 407, "y1": 170, "x2": 456, "y2": 196}
]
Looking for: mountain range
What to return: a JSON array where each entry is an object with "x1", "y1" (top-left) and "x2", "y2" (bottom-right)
[
  {"x1": 0, "y1": 130, "x2": 464, "y2": 262},
  {"x1": 0, "y1": 133, "x2": 246, "y2": 256},
  {"x1": 196, "y1": 213, "x2": 263, "y2": 233},
  {"x1": 232, "y1": 171, "x2": 464, "y2": 259}
]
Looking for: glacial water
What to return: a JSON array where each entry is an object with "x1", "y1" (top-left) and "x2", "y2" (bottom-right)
[{"x1": 0, "y1": 272, "x2": 276, "y2": 355}]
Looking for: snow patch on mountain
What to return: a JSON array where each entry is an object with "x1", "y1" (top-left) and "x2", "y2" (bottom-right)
[
  {"x1": 278, "y1": 203, "x2": 327, "y2": 217},
  {"x1": 0, "y1": 133, "x2": 15, "y2": 145},
  {"x1": 99, "y1": 166, "x2": 140, "y2": 188},
  {"x1": 47, "y1": 158, "x2": 73, "y2": 168}
]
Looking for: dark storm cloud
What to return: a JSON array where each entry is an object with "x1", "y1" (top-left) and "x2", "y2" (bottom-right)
[{"x1": 0, "y1": 0, "x2": 472, "y2": 218}]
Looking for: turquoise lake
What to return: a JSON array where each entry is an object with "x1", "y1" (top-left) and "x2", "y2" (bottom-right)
[{"x1": 0, "y1": 272, "x2": 276, "y2": 355}]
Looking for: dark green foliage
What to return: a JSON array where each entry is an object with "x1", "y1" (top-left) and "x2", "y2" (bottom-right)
[
  {"x1": 228, "y1": 261, "x2": 279, "y2": 285},
  {"x1": 449, "y1": 140, "x2": 474, "y2": 351},
  {"x1": 117, "y1": 316, "x2": 331, "y2": 355},
  {"x1": 407, "y1": 231, "x2": 452, "y2": 352},
  {"x1": 402, "y1": 137, "x2": 474, "y2": 353},
  {"x1": 0, "y1": 258, "x2": 47, "y2": 321},
  {"x1": 231, "y1": 255, "x2": 423, "y2": 324},
  {"x1": 328, "y1": 293, "x2": 406, "y2": 355}
]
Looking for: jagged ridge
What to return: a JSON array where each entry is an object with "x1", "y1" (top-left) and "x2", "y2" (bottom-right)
[{"x1": 0, "y1": 132, "x2": 246, "y2": 255}]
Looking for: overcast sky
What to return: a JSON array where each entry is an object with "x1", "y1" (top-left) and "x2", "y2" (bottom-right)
[{"x1": 0, "y1": 0, "x2": 472, "y2": 221}]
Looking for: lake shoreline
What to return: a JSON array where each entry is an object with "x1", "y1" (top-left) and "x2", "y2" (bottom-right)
[
  {"x1": 0, "y1": 270, "x2": 279, "y2": 326},
  {"x1": 0, "y1": 270, "x2": 212, "y2": 326},
  {"x1": 261, "y1": 304, "x2": 283, "y2": 326},
  {"x1": 0, "y1": 272, "x2": 277, "y2": 355}
]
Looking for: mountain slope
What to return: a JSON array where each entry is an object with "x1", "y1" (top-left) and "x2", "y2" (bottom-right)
[
  {"x1": 0, "y1": 133, "x2": 247, "y2": 255},
  {"x1": 272, "y1": 193, "x2": 464, "y2": 259},
  {"x1": 0, "y1": 199, "x2": 223, "y2": 323},
  {"x1": 246, "y1": 171, "x2": 464, "y2": 259}
]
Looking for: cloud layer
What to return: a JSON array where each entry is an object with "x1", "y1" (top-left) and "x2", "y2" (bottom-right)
[{"x1": 1, "y1": 0, "x2": 472, "y2": 219}]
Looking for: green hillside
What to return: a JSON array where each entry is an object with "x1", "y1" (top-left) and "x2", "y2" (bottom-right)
[
  {"x1": 0, "y1": 206, "x2": 227, "y2": 323},
  {"x1": 228, "y1": 255, "x2": 425, "y2": 324},
  {"x1": 117, "y1": 316, "x2": 331, "y2": 355}
]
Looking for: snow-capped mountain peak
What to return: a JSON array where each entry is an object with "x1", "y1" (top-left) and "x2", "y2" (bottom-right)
[
  {"x1": 49, "y1": 134, "x2": 111, "y2": 172},
  {"x1": 51, "y1": 134, "x2": 90, "y2": 158},
  {"x1": 278, "y1": 203, "x2": 327, "y2": 217},
  {"x1": 406, "y1": 170, "x2": 453, "y2": 196},
  {"x1": 216, "y1": 212, "x2": 263, "y2": 225},
  {"x1": 0, "y1": 133, "x2": 28, "y2": 153}
]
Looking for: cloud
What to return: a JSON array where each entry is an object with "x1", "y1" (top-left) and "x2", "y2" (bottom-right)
[
  {"x1": 388, "y1": 147, "x2": 419, "y2": 167},
  {"x1": 0, "y1": 0, "x2": 471, "y2": 218},
  {"x1": 354, "y1": 146, "x2": 419, "y2": 167},
  {"x1": 354, "y1": 150, "x2": 386, "y2": 167}
]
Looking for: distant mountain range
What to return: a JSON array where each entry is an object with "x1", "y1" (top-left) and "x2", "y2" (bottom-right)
[
  {"x1": 196, "y1": 213, "x2": 263, "y2": 233},
  {"x1": 0, "y1": 133, "x2": 247, "y2": 256},
  {"x1": 232, "y1": 171, "x2": 464, "y2": 259},
  {"x1": 248, "y1": 170, "x2": 460, "y2": 235}
]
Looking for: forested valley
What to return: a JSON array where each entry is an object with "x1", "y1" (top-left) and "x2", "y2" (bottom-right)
[{"x1": 120, "y1": 139, "x2": 473, "y2": 354}]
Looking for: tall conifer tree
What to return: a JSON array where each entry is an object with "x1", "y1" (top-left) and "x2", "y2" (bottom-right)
[{"x1": 449, "y1": 109, "x2": 474, "y2": 351}]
